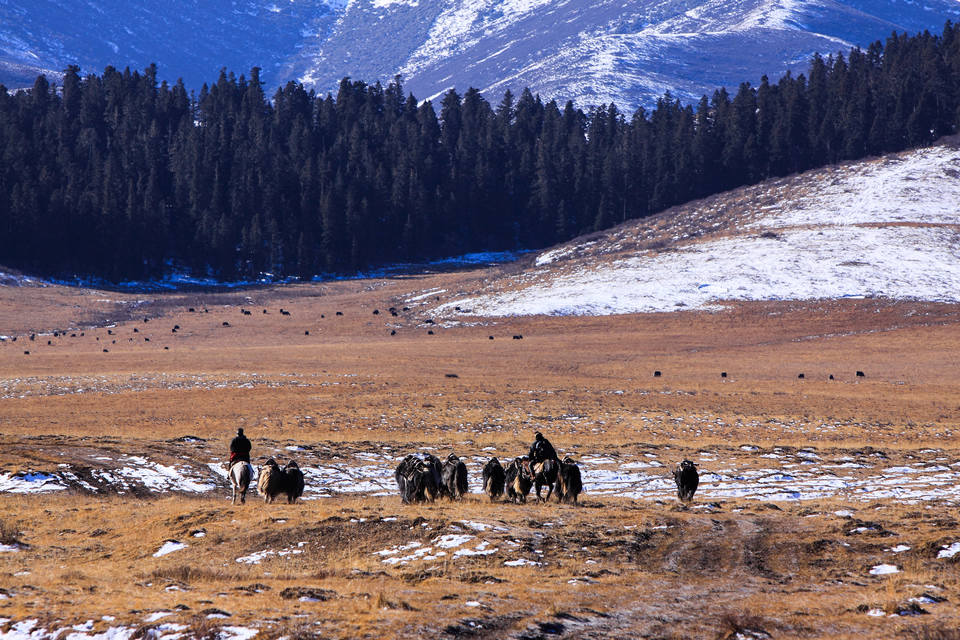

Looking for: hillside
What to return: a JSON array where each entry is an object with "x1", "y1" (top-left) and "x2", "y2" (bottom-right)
[
  {"x1": 2, "y1": 0, "x2": 959, "y2": 111},
  {"x1": 436, "y1": 138, "x2": 960, "y2": 316}
]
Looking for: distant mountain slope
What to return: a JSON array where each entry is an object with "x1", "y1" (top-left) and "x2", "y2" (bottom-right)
[
  {"x1": 294, "y1": 0, "x2": 960, "y2": 109},
  {"x1": 436, "y1": 138, "x2": 960, "y2": 316},
  {"x1": 0, "y1": 0, "x2": 341, "y2": 90},
  {"x1": 2, "y1": 1, "x2": 959, "y2": 110}
]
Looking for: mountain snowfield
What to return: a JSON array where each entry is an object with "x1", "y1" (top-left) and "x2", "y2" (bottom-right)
[
  {"x1": 3, "y1": 1, "x2": 960, "y2": 110},
  {"x1": 437, "y1": 140, "x2": 960, "y2": 317}
]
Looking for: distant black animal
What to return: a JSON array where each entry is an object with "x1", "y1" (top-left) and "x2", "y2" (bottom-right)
[
  {"x1": 488, "y1": 336, "x2": 494, "y2": 340},
  {"x1": 263, "y1": 309, "x2": 268, "y2": 314},
  {"x1": 395, "y1": 454, "x2": 441, "y2": 504},
  {"x1": 336, "y1": 311, "x2": 343, "y2": 316},
  {"x1": 280, "y1": 309, "x2": 291, "y2": 316},
  {"x1": 513, "y1": 335, "x2": 523, "y2": 340},
  {"x1": 673, "y1": 460, "x2": 699, "y2": 502},
  {"x1": 222, "y1": 321, "x2": 230, "y2": 327},
  {"x1": 441, "y1": 454, "x2": 469, "y2": 500},
  {"x1": 798, "y1": 373, "x2": 805, "y2": 379},
  {"x1": 304, "y1": 330, "x2": 310, "y2": 335},
  {"x1": 427, "y1": 330, "x2": 434, "y2": 335},
  {"x1": 133, "y1": 328, "x2": 138, "y2": 333},
  {"x1": 721, "y1": 371, "x2": 727, "y2": 378},
  {"x1": 654, "y1": 370, "x2": 662, "y2": 377},
  {"x1": 505, "y1": 457, "x2": 533, "y2": 503},
  {"x1": 856, "y1": 370, "x2": 865, "y2": 377},
  {"x1": 829, "y1": 374, "x2": 835, "y2": 380},
  {"x1": 373, "y1": 309, "x2": 380, "y2": 315},
  {"x1": 390, "y1": 330, "x2": 396, "y2": 336},
  {"x1": 282, "y1": 460, "x2": 305, "y2": 504},
  {"x1": 188, "y1": 308, "x2": 195, "y2": 312},
  {"x1": 482, "y1": 458, "x2": 505, "y2": 501},
  {"x1": 556, "y1": 457, "x2": 583, "y2": 505}
]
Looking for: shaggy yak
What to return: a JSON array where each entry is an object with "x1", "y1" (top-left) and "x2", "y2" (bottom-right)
[
  {"x1": 530, "y1": 457, "x2": 559, "y2": 502},
  {"x1": 556, "y1": 457, "x2": 582, "y2": 504},
  {"x1": 505, "y1": 457, "x2": 533, "y2": 503},
  {"x1": 441, "y1": 453, "x2": 469, "y2": 500},
  {"x1": 282, "y1": 460, "x2": 305, "y2": 503},
  {"x1": 674, "y1": 460, "x2": 699, "y2": 502},
  {"x1": 257, "y1": 459, "x2": 284, "y2": 503},
  {"x1": 395, "y1": 454, "x2": 442, "y2": 504},
  {"x1": 482, "y1": 457, "x2": 506, "y2": 502}
]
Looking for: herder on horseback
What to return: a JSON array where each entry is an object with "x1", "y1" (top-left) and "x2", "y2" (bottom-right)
[{"x1": 228, "y1": 428, "x2": 254, "y2": 504}]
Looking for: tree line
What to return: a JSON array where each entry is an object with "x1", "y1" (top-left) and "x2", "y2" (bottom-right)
[{"x1": 0, "y1": 23, "x2": 958, "y2": 280}]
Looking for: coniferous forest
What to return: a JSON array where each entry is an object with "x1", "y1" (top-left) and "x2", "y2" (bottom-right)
[{"x1": 0, "y1": 25, "x2": 959, "y2": 281}]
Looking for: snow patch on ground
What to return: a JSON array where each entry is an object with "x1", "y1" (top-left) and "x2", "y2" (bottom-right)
[{"x1": 153, "y1": 540, "x2": 187, "y2": 557}]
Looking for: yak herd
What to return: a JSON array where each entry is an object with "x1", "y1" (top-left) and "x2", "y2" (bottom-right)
[
  {"x1": 234, "y1": 454, "x2": 700, "y2": 507},
  {"x1": 394, "y1": 453, "x2": 584, "y2": 505}
]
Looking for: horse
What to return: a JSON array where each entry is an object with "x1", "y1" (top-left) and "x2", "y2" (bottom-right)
[
  {"x1": 229, "y1": 460, "x2": 254, "y2": 504},
  {"x1": 530, "y1": 457, "x2": 559, "y2": 502}
]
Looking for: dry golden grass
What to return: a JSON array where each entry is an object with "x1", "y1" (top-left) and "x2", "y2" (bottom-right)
[{"x1": 1, "y1": 273, "x2": 959, "y2": 637}]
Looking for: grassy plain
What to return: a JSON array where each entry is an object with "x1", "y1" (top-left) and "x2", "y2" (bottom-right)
[{"x1": 0, "y1": 268, "x2": 959, "y2": 638}]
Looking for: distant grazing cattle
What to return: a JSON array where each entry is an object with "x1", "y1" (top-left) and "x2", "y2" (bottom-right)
[
  {"x1": 402, "y1": 307, "x2": 410, "y2": 312},
  {"x1": 263, "y1": 309, "x2": 268, "y2": 314},
  {"x1": 424, "y1": 319, "x2": 434, "y2": 324},
  {"x1": 106, "y1": 330, "x2": 112, "y2": 336},
  {"x1": 304, "y1": 330, "x2": 310, "y2": 336},
  {"x1": 144, "y1": 318, "x2": 149, "y2": 323},
  {"x1": 654, "y1": 370, "x2": 662, "y2": 377},
  {"x1": 673, "y1": 460, "x2": 699, "y2": 502},
  {"x1": 188, "y1": 308, "x2": 195, "y2": 312},
  {"x1": 133, "y1": 328, "x2": 138, "y2": 333},
  {"x1": 280, "y1": 309, "x2": 291, "y2": 316},
  {"x1": 556, "y1": 457, "x2": 582, "y2": 504},
  {"x1": 445, "y1": 373, "x2": 458, "y2": 378},
  {"x1": 222, "y1": 321, "x2": 230, "y2": 327},
  {"x1": 390, "y1": 330, "x2": 396, "y2": 336},
  {"x1": 441, "y1": 454, "x2": 469, "y2": 500},
  {"x1": 242, "y1": 309, "x2": 252, "y2": 316},
  {"x1": 721, "y1": 372, "x2": 727, "y2": 378},
  {"x1": 30, "y1": 334, "x2": 35, "y2": 341},
  {"x1": 513, "y1": 335, "x2": 523, "y2": 340},
  {"x1": 489, "y1": 336, "x2": 494, "y2": 340},
  {"x1": 103, "y1": 349, "x2": 109, "y2": 353},
  {"x1": 164, "y1": 346, "x2": 169, "y2": 350},
  {"x1": 482, "y1": 458, "x2": 505, "y2": 501},
  {"x1": 145, "y1": 338, "x2": 150, "y2": 342},
  {"x1": 336, "y1": 311, "x2": 343, "y2": 316},
  {"x1": 23, "y1": 350, "x2": 29, "y2": 355},
  {"x1": 856, "y1": 371, "x2": 865, "y2": 378},
  {"x1": 829, "y1": 374, "x2": 835, "y2": 380},
  {"x1": 171, "y1": 327, "x2": 178, "y2": 333},
  {"x1": 505, "y1": 457, "x2": 533, "y2": 503},
  {"x1": 428, "y1": 330, "x2": 434, "y2": 335},
  {"x1": 47, "y1": 340, "x2": 51, "y2": 345},
  {"x1": 455, "y1": 306, "x2": 461, "y2": 312},
  {"x1": 798, "y1": 373, "x2": 805, "y2": 379},
  {"x1": 395, "y1": 454, "x2": 442, "y2": 504},
  {"x1": 372, "y1": 309, "x2": 380, "y2": 315}
]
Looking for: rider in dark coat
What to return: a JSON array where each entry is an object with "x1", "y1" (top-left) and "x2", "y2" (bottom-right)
[
  {"x1": 229, "y1": 428, "x2": 252, "y2": 464},
  {"x1": 528, "y1": 432, "x2": 558, "y2": 468}
]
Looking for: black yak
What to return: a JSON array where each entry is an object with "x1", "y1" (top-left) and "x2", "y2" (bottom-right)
[
  {"x1": 441, "y1": 453, "x2": 469, "y2": 500},
  {"x1": 482, "y1": 458, "x2": 505, "y2": 502},
  {"x1": 556, "y1": 457, "x2": 582, "y2": 504},
  {"x1": 282, "y1": 460, "x2": 305, "y2": 503},
  {"x1": 505, "y1": 457, "x2": 533, "y2": 503},
  {"x1": 395, "y1": 454, "x2": 441, "y2": 504},
  {"x1": 673, "y1": 460, "x2": 699, "y2": 502}
]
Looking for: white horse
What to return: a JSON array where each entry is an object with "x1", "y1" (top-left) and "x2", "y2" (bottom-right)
[{"x1": 229, "y1": 461, "x2": 254, "y2": 504}]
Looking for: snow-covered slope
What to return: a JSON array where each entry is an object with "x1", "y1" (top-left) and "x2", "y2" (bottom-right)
[
  {"x1": 438, "y1": 139, "x2": 960, "y2": 316},
  {"x1": 2, "y1": 1, "x2": 959, "y2": 111},
  {"x1": 293, "y1": 0, "x2": 960, "y2": 110}
]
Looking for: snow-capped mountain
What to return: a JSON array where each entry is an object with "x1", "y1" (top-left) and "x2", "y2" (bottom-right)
[
  {"x1": 2, "y1": 0, "x2": 959, "y2": 110},
  {"x1": 291, "y1": 0, "x2": 960, "y2": 109},
  {"x1": 0, "y1": 0, "x2": 342, "y2": 90}
]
